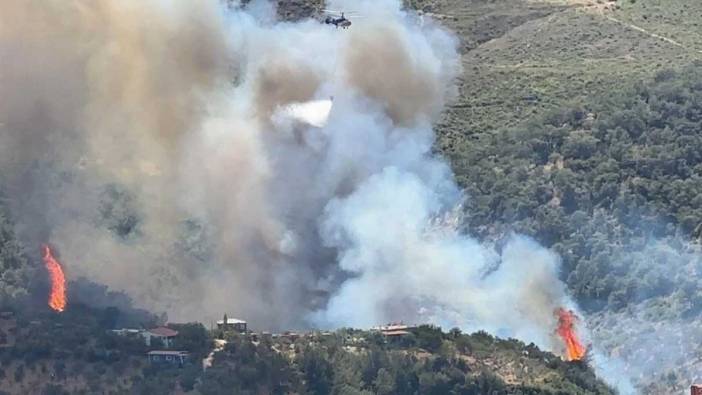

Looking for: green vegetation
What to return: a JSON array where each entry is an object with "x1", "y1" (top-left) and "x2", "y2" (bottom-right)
[
  {"x1": 0, "y1": 306, "x2": 612, "y2": 394},
  {"x1": 613, "y1": 0, "x2": 702, "y2": 53},
  {"x1": 0, "y1": 306, "x2": 150, "y2": 393},
  {"x1": 0, "y1": 1, "x2": 701, "y2": 393},
  {"x1": 0, "y1": 304, "x2": 210, "y2": 394},
  {"x1": 201, "y1": 326, "x2": 612, "y2": 395},
  {"x1": 452, "y1": 63, "x2": 702, "y2": 314},
  {"x1": 0, "y1": 201, "x2": 33, "y2": 308},
  {"x1": 406, "y1": 0, "x2": 702, "y2": 321},
  {"x1": 420, "y1": 3, "x2": 702, "y2": 389},
  {"x1": 435, "y1": 0, "x2": 702, "y2": 147}
]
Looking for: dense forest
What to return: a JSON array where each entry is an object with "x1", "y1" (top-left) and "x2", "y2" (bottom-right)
[{"x1": 451, "y1": 63, "x2": 702, "y2": 315}]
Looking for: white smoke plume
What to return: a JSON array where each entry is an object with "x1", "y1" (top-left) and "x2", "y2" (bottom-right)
[{"x1": 0, "y1": 0, "x2": 582, "y2": 357}]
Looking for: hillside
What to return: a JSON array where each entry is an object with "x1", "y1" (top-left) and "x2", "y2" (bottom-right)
[
  {"x1": 203, "y1": 326, "x2": 612, "y2": 395},
  {"x1": 0, "y1": 306, "x2": 154, "y2": 394},
  {"x1": 420, "y1": 0, "x2": 702, "y2": 392},
  {"x1": 0, "y1": 305, "x2": 612, "y2": 394},
  {"x1": 2, "y1": 0, "x2": 702, "y2": 393},
  {"x1": 435, "y1": 0, "x2": 702, "y2": 172}
]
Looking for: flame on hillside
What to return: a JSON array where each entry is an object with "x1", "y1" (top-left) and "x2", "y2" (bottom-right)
[
  {"x1": 42, "y1": 245, "x2": 67, "y2": 312},
  {"x1": 556, "y1": 308, "x2": 586, "y2": 361}
]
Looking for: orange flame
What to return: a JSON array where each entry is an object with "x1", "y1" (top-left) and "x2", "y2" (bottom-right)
[
  {"x1": 556, "y1": 308, "x2": 586, "y2": 361},
  {"x1": 42, "y1": 245, "x2": 67, "y2": 312}
]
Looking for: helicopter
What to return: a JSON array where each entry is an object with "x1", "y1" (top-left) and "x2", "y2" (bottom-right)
[{"x1": 323, "y1": 10, "x2": 361, "y2": 29}]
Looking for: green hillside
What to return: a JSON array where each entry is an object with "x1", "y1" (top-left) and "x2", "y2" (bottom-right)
[
  {"x1": 0, "y1": 306, "x2": 612, "y2": 395},
  {"x1": 1, "y1": 0, "x2": 702, "y2": 393},
  {"x1": 435, "y1": 0, "x2": 702, "y2": 166},
  {"x1": 423, "y1": 1, "x2": 702, "y2": 392},
  {"x1": 418, "y1": 0, "x2": 702, "y2": 327}
]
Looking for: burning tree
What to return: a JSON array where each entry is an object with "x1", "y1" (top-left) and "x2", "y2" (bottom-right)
[
  {"x1": 556, "y1": 308, "x2": 586, "y2": 361},
  {"x1": 42, "y1": 245, "x2": 67, "y2": 312}
]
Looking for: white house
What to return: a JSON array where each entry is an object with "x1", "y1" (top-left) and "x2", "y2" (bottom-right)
[
  {"x1": 216, "y1": 318, "x2": 247, "y2": 333},
  {"x1": 148, "y1": 350, "x2": 189, "y2": 367}
]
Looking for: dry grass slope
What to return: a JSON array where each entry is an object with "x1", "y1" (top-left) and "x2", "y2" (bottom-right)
[{"x1": 428, "y1": 0, "x2": 702, "y2": 185}]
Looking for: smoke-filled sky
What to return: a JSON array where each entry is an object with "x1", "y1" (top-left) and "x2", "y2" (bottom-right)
[{"x1": 0, "y1": 0, "x2": 584, "y2": 357}]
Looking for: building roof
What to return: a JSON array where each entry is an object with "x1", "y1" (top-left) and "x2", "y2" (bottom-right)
[
  {"x1": 147, "y1": 350, "x2": 189, "y2": 356},
  {"x1": 148, "y1": 327, "x2": 179, "y2": 337},
  {"x1": 216, "y1": 318, "x2": 247, "y2": 325},
  {"x1": 373, "y1": 323, "x2": 416, "y2": 332}
]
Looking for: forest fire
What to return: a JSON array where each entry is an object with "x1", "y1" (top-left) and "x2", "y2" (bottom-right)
[
  {"x1": 42, "y1": 245, "x2": 67, "y2": 312},
  {"x1": 556, "y1": 308, "x2": 586, "y2": 361}
]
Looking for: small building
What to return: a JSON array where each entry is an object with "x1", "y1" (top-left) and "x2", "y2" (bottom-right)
[
  {"x1": 691, "y1": 384, "x2": 702, "y2": 395},
  {"x1": 216, "y1": 318, "x2": 247, "y2": 333},
  {"x1": 147, "y1": 350, "x2": 189, "y2": 367},
  {"x1": 143, "y1": 327, "x2": 179, "y2": 347},
  {"x1": 372, "y1": 323, "x2": 416, "y2": 337}
]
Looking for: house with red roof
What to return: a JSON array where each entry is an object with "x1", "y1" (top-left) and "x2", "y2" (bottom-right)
[
  {"x1": 372, "y1": 322, "x2": 417, "y2": 338},
  {"x1": 143, "y1": 326, "x2": 179, "y2": 348}
]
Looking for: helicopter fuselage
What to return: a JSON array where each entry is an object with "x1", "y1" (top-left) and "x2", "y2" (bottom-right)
[{"x1": 324, "y1": 16, "x2": 352, "y2": 29}]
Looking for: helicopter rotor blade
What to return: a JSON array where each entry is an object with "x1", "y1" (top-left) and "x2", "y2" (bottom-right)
[{"x1": 322, "y1": 9, "x2": 362, "y2": 16}]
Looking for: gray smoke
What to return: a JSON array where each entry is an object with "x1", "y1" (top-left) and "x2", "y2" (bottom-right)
[
  {"x1": 586, "y1": 238, "x2": 702, "y2": 394},
  {"x1": 0, "y1": 0, "x2": 584, "y2": 359}
]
